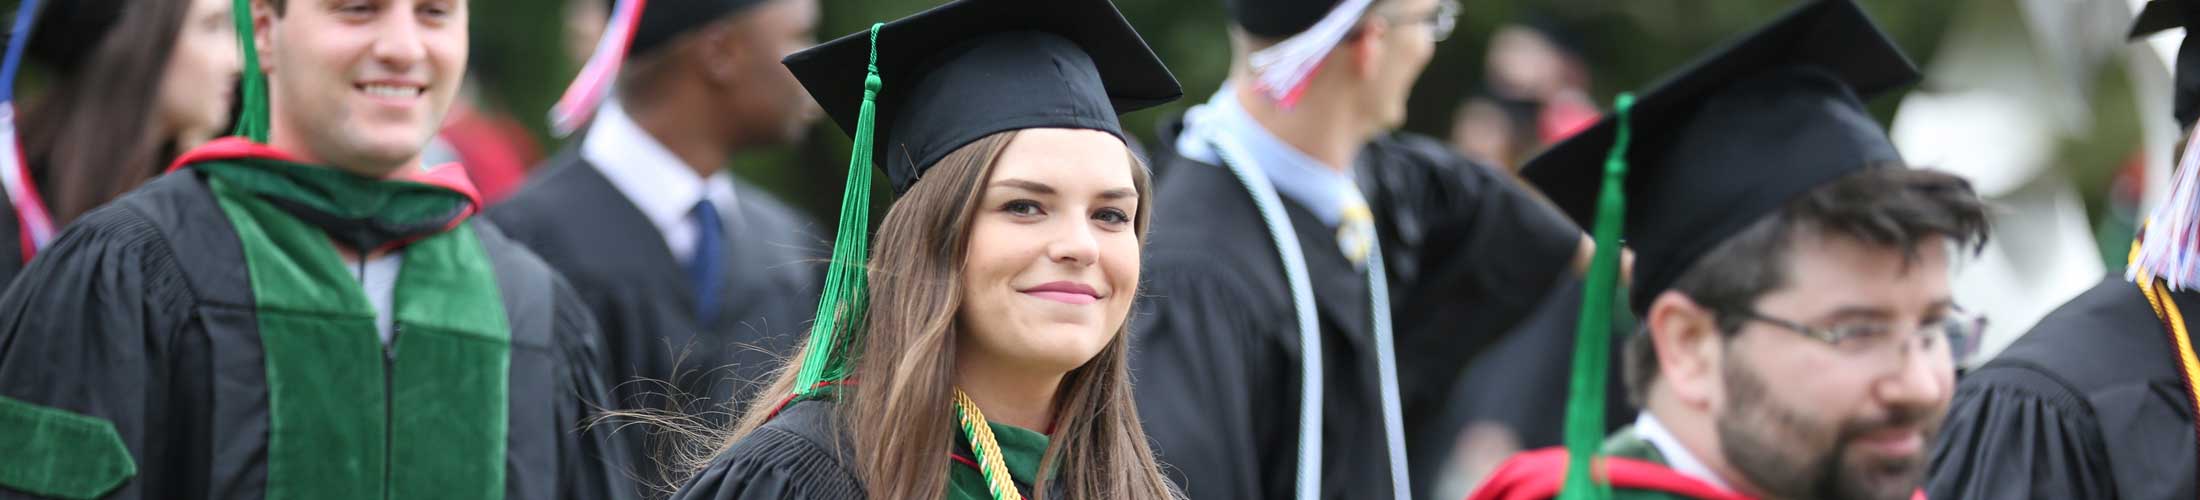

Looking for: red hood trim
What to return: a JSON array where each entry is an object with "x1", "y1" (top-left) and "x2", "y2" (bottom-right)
[
  {"x1": 168, "y1": 137, "x2": 486, "y2": 244},
  {"x1": 1468, "y1": 448, "x2": 1927, "y2": 500}
]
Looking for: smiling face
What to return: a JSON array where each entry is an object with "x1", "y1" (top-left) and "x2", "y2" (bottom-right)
[
  {"x1": 259, "y1": 0, "x2": 466, "y2": 177},
  {"x1": 954, "y1": 128, "x2": 1143, "y2": 376}
]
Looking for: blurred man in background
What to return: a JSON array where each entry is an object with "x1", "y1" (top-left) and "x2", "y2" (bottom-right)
[
  {"x1": 1131, "y1": 0, "x2": 1593, "y2": 498},
  {"x1": 487, "y1": 0, "x2": 825, "y2": 488}
]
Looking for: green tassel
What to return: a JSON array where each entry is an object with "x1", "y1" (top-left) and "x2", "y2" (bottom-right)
[
  {"x1": 229, "y1": 0, "x2": 269, "y2": 143},
  {"x1": 794, "y1": 23, "x2": 885, "y2": 398},
  {"x1": 1559, "y1": 92, "x2": 1633, "y2": 500}
]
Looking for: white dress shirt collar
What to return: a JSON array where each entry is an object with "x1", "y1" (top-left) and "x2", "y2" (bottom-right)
[{"x1": 581, "y1": 100, "x2": 740, "y2": 263}]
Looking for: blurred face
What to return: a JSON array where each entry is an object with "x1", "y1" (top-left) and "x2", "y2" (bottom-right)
[
  {"x1": 160, "y1": 0, "x2": 242, "y2": 149},
  {"x1": 260, "y1": 0, "x2": 467, "y2": 176},
  {"x1": 1710, "y1": 235, "x2": 1957, "y2": 500},
  {"x1": 716, "y1": 0, "x2": 821, "y2": 146},
  {"x1": 957, "y1": 128, "x2": 1142, "y2": 376},
  {"x1": 1361, "y1": 0, "x2": 1440, "y2": 129}
]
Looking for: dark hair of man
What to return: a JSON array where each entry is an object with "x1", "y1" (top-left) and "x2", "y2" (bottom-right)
[
  {"x1": 1619, "y1": 165, "x2": 1989, "y2": 405},
  {"x1": 19, "y1": 0, "x2": 193, "y2": 226}
]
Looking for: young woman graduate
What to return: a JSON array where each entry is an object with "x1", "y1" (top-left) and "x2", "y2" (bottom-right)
[
  {"x1": 666, "y1": 0, "x2": 1183, "y2": 498},
  {"x1": 0, "y1": 0, "x2": 242, "y2": 285}
]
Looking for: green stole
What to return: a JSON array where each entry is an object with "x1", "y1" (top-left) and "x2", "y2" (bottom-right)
[
  {"x1": 183, "y1": 139, "x2": 512, "y2": 500},
  {"x1": 946, "y1": 422, "x2": 1053, "y2": 500}
]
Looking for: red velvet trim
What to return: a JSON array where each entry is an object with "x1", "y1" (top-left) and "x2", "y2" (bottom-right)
[
  {"x1": 1469, "y1": 448, "x2": 1930, "y2": 500},
  {"x1": 1468, "y1": 448, "x2": 1752, "y2": 500}
]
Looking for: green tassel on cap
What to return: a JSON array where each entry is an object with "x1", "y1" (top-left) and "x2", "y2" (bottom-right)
[
  {"x1": 230, "y1": 0, "x2": 269, "y2": 143},
  {"x1": 1559, "y1": 92, "x2": 1633, "y2": 500},
  {"x1": 794, "y1": 23, "x2": 885, "y2": 398}
]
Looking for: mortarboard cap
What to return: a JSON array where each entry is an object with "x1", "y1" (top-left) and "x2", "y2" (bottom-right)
[
  {"x1": 1520, "y1": 0, "x2": 1920, "y2": 314},
  {"x1": 2131, "y1": 0, "x2": 2200, "y2": 128},
  {"x1": 785, "y1": 0, "x2": 1181, "y2": 195},
  {"x1": 21, "y1": 0, "x2": 120, "y2": 73},
  {"x1": 1227, "y1": 0, "x2": 1347, "y2": 39},
  {"x1": 626, "y1": 0, "x2": 769, "y2": 57}
]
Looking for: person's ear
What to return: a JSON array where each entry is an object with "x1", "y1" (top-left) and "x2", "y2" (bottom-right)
[
  {"x1": 1346, "y1": 18, "x2": 1387, "y2": 81},
  {"x1": 254, "y1": 0, "x2": 278, "y2": 73},
  {"x1": 1647, "y1": 291, "x2": 1725, "y2": 411},
  {"x1": 695, "y1": 20, "x2": 747, "y2": 88}
]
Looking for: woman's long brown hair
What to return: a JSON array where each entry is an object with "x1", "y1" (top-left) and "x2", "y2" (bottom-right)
[
  {"x1": 19, "y1": 0, "x2": 195, "y2": 226},
  {"x1": 712, "y1": 129, "x2": 1176, "y2": 499}
]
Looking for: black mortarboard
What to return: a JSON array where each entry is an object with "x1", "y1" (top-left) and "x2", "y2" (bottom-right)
[
  {"x1": 2131, "y1": 0, "x2": 2200, "y2": 128},
  {"x1": 626, "y1": 0, "x2": 769, "y2": 57},
  {"x1": 22, "y1": 0, "x2": 121, "y2": 73},
  {"x1": 1227, "y1": 0, "x2": 1346, "y2": 38},
  {"x1": 778, "y1": 0, "x2": 1180, "y2": 399},
  {"x1": 784, "y1": 0, "x2": 1182, "y2": 195},
  {"x1": 1520, "y1": 0, "x2": 1920, "y2": 314}
]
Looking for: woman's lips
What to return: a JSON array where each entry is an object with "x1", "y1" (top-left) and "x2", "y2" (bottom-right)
[{"x1": 1022, "y1": 281, "x2": 1101, "y2": 305}]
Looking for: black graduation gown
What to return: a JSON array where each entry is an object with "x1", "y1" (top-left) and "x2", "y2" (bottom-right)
[
  {"x1": 487, "y1": 150, "x2": 824, "y2": 482},
  {"x1": 0, "y1": 194, "x2": 18, "y2": 286},
  {"x1": 1927, "y1": 277, "x2": 2194, "y2": 499},
  {"x1": 0, "y1": 171, "x2": 634, "y2": 499},
  {"x1": 670, "y1": 400, "x2": 1069, "y2": 500},
  {"x1": 1423, "y1": 279, "x2": 1634, "y2": 497},
  {"x1": 1132, "y1": 123, "x2": 1582, "y2": 500}
]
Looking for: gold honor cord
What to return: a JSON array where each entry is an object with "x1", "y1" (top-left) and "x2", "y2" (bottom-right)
[
  {"x1": 952, "y1": 389, "x2": 1024, "y2": 500},
  {"x1": 2132, "y1": 239, "x2": 2200, "y2": 460}
]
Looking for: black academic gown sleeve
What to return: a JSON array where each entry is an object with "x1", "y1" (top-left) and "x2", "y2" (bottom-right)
[
  {"x1": 1925, "y1": 366, "x2": 2116, "y2": 499},
  {"x1": 1130, "y1": 252, "x2": 1286, "y2": 500},
  {"x1": 548, "y1": 277, "x2": 642, "y2": 500},
  {"x1": 1926, "y1": 278, "x2": 2198, "y2": 500},
  {"x1": 0, "y1": 196, "x2": 21, "y2": 287},
  {"x1": 671, "y1": 401, "x2": 864, "y2": 500},
  {"x1": 1362, "y1": 133, "x2": 1582, "y2": 407},
  {"x1": 0, "y1": 203, "x2": 205, "y2": 499}
]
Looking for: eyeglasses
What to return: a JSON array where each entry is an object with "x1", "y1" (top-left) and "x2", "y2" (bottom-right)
[
  {"x1": 1371, "y1": 0, "x2": 1461, "y2": 43},
  {"x1": 1732, "y1": 306, "x2": 1987, "y2": 370}
]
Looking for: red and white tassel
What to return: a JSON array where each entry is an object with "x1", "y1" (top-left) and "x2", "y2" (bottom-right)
[
  {"x1": 1247, "y1": 0, "x2": 1374, "y2": 108},
  {"x1": 0, "y1": 103, "x2": 54, "y2": 258},
  {"x1": 548, "y1": 0, "x2": 648, "y2": 136},
  {"x1": 2133, "y1": 125, "x2": 2200, "y2": 290}
]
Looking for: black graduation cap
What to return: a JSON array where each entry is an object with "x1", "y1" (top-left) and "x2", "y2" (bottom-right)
[
  {"x1": 625, "y1": 0, "x2": 769, "y2": 56},
  {"x1": 784, "y1": 0, "x2": 1182, "y2": 195},
  {"x1": 1519, "y1": 0, "x2": 1920, "y2": 313},
  {"x1": 22, "y1": 0, "x2": 121, "y2": 73},
  {"x1": 1227, "y1": 0, "x2": 1345, "y2": 38},
  {"x1": 2132, "y1": 0, "x2": 2200, "y2": 128}
]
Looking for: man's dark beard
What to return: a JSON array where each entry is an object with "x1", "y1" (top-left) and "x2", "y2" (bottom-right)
[{"x1": 1714, "y1": 352, "x2": 1937, "y2": 500}]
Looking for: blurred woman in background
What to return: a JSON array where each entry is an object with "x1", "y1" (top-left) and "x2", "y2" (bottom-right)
[{"x1": 2, "y1": 0, "x2": 239, "y2": 284}]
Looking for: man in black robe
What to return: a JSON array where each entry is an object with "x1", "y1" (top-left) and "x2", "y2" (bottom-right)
[
  {"x1": 486, "y1": 0, "x2": 825, "y2": 484},
  {"x1": 1927, "y1": 1, "x2": 2200, "y2": 497},
  {"x1": 1130, "y1": 0, "x2": 1594, "y2": 498},
  {"x1": 0, "y1": 0, "x2": 634, "y2": 498}
]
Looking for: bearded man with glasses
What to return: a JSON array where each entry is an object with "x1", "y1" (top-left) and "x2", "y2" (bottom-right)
[{"x1": 1472, "y1": 2, "x2": 1987, "y2": 499}]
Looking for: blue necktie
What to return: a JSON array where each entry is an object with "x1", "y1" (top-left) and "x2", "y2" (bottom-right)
[{"x1": 687, "y1": 199, "x2": 725, "y2": 325}]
